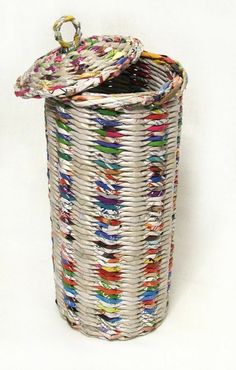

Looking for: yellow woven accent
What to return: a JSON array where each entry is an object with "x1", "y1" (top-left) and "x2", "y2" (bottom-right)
[
  {"x1": 112, "y1": 51, "x2": 125, "y2": 60},
  {"x1": 60, "y1": 40, "x2": 71, "y2": 48},
  {"x1": 141, "y1": 51, "x2": 166, "y2": 64},
  {"x1": 98, "y1": 304, "x2": 120, "y2": 313},
  {"x1": 64, "y1": 15, "x2": 74, "y2": 21},
  {"x1": 77, "y1": 71, "x2": 99, "y2": 79},
  {"x1": 102, "y1": 266, "x2": 120, "y2": 272},
  {"x1": 141, "y1": 51, "x2": 162, "y2": 60}
]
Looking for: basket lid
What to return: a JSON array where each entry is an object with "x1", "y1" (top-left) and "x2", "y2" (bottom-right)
[{"x1": 14, "y1": 15, "x2": 143, "y2": 99}]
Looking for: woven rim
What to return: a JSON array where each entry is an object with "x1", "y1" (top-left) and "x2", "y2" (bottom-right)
[
  {"x1": 63, "y1": 51, "x2": 188, "y2": 107},
  {"x1": 14, "y1": 16, "x2": 143, "y2": 99}
]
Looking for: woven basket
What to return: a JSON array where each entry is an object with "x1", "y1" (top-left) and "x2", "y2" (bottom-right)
[{"x1": 15, "y1": 16, "x2": 187, "y2": 340}]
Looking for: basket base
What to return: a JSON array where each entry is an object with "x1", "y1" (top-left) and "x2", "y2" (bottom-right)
[{"x1": 55, "y1": 299, "x2": 169, "y2": 341}]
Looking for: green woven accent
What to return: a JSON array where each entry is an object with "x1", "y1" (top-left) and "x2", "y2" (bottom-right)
[
  {"x1": 148, "y1": 156, "x2": 163, "y2": 163},
  {"x1": 95, "y1": 108, "x2": 121, "y2": 116},
  {"x1": 94, "y1": 160, "x2": 121, "y2": 169},
  {"x1": 95, "y1": 129, "x2": 107, "y2": 136},
  {"x1": 63, "y1": 282, "x2": 75, "y2": 289},
  {"x1": 106, "y1": 50, "x2": 116, "y2": 59},
  {"x1": 58, "y1": 151, "x2": 72, "y2": 161},
  {"x1": 94, "y1": 145, "x2": 123, "y2": 154},
  {"x1": 146, "y1": 285, "x2": 159, "y2": 291},
  {"x1": 56, "y1": 119, "x2": 72, "y2": 132},
  {"x1": 63, "y1": 269, "x2": 75, "y2": 277},
  {"x1": 99, "y1": 279, "x2": 112, "y2": 289},
  {"x1": 57, "y1": 137, "x2": 72, "y2": 146},
  {"x1": 148, "y1": 140, "x2": 166, "y2": 147},
  {"x1": 86, "y1": 38, "x2": 98, "y2": 47},
  {"x1": 96, "y1": 291, "x2": 120, "y2": 299}
]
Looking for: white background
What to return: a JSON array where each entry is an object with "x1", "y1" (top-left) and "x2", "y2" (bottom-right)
[{"x1": 1, "y1": 1, "x2": 236, "y2": 369}]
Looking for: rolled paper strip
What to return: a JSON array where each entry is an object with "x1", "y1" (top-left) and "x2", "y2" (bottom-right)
[{"x1": 53, "y1": 15, "x2": 81, "y2": 50}]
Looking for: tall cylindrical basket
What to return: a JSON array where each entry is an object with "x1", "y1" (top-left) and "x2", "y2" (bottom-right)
[{"x1": 15, "y1": 15, "x2": 187, "y2": 340}]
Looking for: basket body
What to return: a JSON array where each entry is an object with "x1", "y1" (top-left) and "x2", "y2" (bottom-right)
[{"x1": 45, "y1": 52, "x2": 186, "y2": 340}]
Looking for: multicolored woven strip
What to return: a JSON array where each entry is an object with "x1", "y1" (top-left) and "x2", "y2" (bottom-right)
[{"x1": 15, "y1": 16, "x2": 187, "y2": 340}]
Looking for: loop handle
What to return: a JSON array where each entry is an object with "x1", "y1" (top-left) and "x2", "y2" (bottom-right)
[{"x1": 53, "y1": 16, "x2": 81, "y2": 51}]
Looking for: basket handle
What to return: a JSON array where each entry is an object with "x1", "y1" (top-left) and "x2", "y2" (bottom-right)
[{"x1": 53, "y1": 15, "x2": 82, "y2": 51}]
